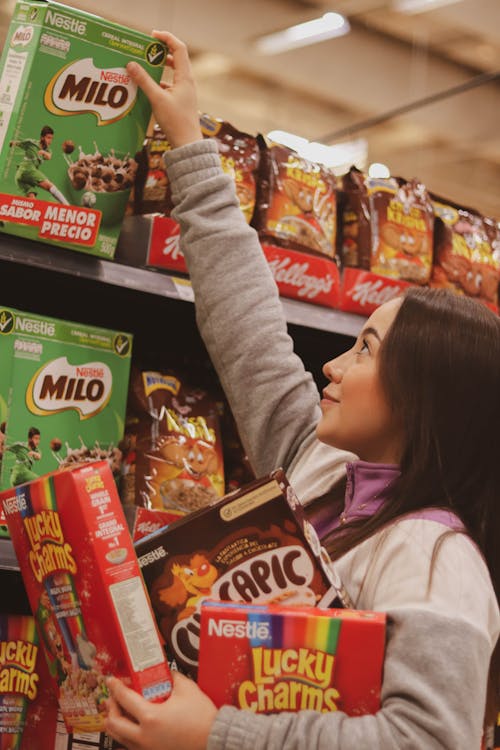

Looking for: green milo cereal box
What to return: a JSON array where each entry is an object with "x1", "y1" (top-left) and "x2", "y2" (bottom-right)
[
  {"x1": 0, "y1": 0, "x2": 167, "y2": 258},
  {"x1": 0, "y1": 305, "x2": 133, "y2": 502}
]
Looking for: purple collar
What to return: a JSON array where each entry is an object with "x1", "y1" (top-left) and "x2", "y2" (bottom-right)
[
  {"x1": 339, "y1": 461, "x2": 399, "y2": 526},
  {"x1": 314, "y1": 460, "x2": 464, "y2": 539}
]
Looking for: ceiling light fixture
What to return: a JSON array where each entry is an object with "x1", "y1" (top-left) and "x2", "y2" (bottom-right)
[
  {"x1": 254, "y1": 12, "x2": 350, "y2": 55},
  {"x1": 267, "y1": 130, "x2": 367, "y2": 175},
  {"x1": 368, "y1": 162, "x2": 391, "y2": 178},
  {"x1": 393, "y1": 0, "x2": 464, "y2": 15}
]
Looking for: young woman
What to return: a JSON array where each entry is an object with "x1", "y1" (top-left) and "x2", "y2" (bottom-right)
[{"x1": 104, "y1": 32, "x2": 500, "y2": 750}]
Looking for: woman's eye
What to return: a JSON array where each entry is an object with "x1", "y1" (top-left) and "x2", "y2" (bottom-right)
[{"x1": 357, "y1": 339, "x2": 369, "y2": 355}]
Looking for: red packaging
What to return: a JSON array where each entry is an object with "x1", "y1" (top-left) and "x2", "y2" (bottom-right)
[
  {"x1": 123, "y1": 505, "x2": 180, "y2": 542},
  {"x1": 145, "y1": 217, "x2": 341, "y2": 310},
  {"x1": 198, "y1": 601, "x2": 386, "y2": 716},
  {"x1": 0, "y1": 614, "x2": 59, "y2": 749},
  {"x1": 261, "y1": 243, "x2": 340, "y2": 308},
  {"x1": 339, "y1": 267, "x2": 411, "y2": 317},
  {"x1": 1, "y1": 461, "x2": 172, "y2": 733}
]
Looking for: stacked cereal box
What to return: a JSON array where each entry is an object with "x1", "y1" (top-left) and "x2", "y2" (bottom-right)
[
  {"x1": 1, "y1": 461, "x2": 172, "y2": 734},
  {"x1": 0, "y1": 304, "x2": 132, "y2": 501},
  {"x1": 135, "y1": 469, "x2": 339, "y2": 677},
  {"x1": 0, "y1": 0, "x2": 167, "y2": 258},
  {"x1": 0, "y1": 613, "x2": 59, "y2": 749},
  {"x1": 198, "y1": 601, "x2": 386, "y2": 716}
]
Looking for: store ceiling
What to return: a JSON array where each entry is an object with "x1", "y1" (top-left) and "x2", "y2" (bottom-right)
[{"x1": 1, "y1": 0, "x2": 499, "y2": 218}]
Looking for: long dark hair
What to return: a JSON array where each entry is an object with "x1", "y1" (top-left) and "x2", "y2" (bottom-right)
[{"x1": 323, "y1": 286, "x2": 500, "y2": 719}]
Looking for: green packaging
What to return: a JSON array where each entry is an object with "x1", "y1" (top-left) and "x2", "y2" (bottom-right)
[
  {"x1": 0, "y1": 305, "x2": 132, "y2": 504},
  {"x1": 0, "y1": 0, "x2": 167, "y2": 257}
]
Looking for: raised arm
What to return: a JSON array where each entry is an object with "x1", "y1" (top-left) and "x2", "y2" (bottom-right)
[{"x1": 127, "y1": 35, "x2": 353, "y2": 483}]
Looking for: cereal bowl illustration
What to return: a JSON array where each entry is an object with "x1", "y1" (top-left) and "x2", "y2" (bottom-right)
[
  {"x1": 105, "y1": 548, "x2": 128, "y2": 564},
  {"x1": 65, "y1": 143, "x2": 137, "y2": 226}
]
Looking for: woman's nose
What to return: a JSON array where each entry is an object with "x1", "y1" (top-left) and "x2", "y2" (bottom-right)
[{"x1": 322, "y1": 360, "x2": 343, "y2": 382}]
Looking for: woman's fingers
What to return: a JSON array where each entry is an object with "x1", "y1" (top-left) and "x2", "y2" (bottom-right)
[
  {"x1": 104, "y1": 683, "x2": 143, "y2": 748},
  {"x1": 106, "y1": 676, "x2": 147, "y2": 721},
  {"x1": 126, "y1": 61, "x2": 162, "y2": 105}
]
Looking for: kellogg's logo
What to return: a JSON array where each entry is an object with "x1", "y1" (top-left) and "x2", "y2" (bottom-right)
[
  {"x1": 348, "y1": 278, "x2": 405, "y2": 308},
  {"x1": 10, "y1": 25, "x2": 34, "y2": 47},
  {"x1": 45, "y1": 58, "x2": 137, "y2": 125},
  {"x1": 267, "y1": 257, "x2": 334, "y2": 299},
  {"x1": 26, "y1": 356, "x2": 112, "y2": 419}
]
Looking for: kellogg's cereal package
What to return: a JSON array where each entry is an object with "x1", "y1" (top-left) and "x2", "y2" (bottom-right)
[
  {"x1": 0, "y1": 0, "x2": 167, "y2": 258},
  {"x1": 430, "y1": 196, "x2": 500, "y2": 310},
  {"x1": 135, "y1": 469, "x2": 339, "y2": 678},
  {"x1": 0, "y1": 614, "x2": 59, "y2": 749},
  {"x1": 253, "y1": 141, "x2": 337, "y2": 259},
  {"x1": 0, "y1": 305, "x2": 132, "y2": 493},
  {"x1": 339, "y1": 167, "x2": 434, "y2": 284},
  {"x1": 198, "y1": 601, "x2": 386, "y2": 716},
  {"x1": 1, "y1": 461, "x2": 172, "y2": 733}
]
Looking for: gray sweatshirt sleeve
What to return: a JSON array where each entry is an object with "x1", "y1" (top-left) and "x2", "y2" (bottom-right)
[
  {"x1": 207, "y1": 609, "x2": 490, "y2": 750},
  {"x1": 165, "y1": 139, "x2": 353, "y2": 482}
]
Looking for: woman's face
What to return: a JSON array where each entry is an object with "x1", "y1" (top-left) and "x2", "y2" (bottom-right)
[{"x1": 317, "y1": 297, "x2": 403, "y2": 464}]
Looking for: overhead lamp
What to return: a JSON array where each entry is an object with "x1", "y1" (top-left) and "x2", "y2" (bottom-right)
[
  {"x1": 254, "y1": 12, "x2": 350, "y2": 56},
  {"x1": 266, "y1": 130, "x2": 368, "y2": 175},
  {"x1": 368, "y1": 162, "x2": 391, "y2": 178},
  {"x1": 393, "y1": 0, "x2": 463, "y2": 14}
]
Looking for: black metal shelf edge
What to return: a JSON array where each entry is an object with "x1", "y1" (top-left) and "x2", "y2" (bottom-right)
[
  {"x1": 0, "y1": 537, "x2": 19, "y2": 571},
  {"x1": 0, "y1": 231, "x2": 363, "y2": 337}
]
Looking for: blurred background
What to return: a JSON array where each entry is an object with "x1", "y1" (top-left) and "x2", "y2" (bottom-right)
[{"x1": 1, "y1": 0, "x2": 499, "y2": 217}]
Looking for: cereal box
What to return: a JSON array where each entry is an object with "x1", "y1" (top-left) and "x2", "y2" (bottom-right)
[
  {"x1": 0, "y1": 304, "x2": 132, "y2": 493},
  {"x1": 198, "y1": 601, "x2": 386, "y2": 716},
  {"x1": 1, "y1": 461, "x2": 172, "y2": 733},
  {"x1": 0, "y1": 613, "x2": 59, "y2": 749},
  {"x1": 135, "y1": 469, "x2": 339, "y2": 677},
  {"x1": 0, "y1": 0, "x2": 167, "y2": 258}
]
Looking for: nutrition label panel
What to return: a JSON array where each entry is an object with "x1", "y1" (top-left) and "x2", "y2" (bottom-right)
[
  {"x1": 109, "y1": 576, "x2": 165, "y2": 671},
  {"x1": 0, "y1": 49, "x2": 27, "y2": 152},
  {"x1": 55, "y1": 713, "x2": 116, "y2": 749}
]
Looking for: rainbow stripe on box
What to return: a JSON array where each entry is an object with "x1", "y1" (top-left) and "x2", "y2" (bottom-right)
[
  {"x1": 0, "y1": 615, "x2": 38, "y2": 750},
  {"x1": 247, "y1": 607, "x2": 341, "y2": 653},
  {"x1": 18, "y1": 475, "x2": 88, "y2": 671},
  {"x1": 199, "y1": 600, "x2": 386, "y2": 715}
]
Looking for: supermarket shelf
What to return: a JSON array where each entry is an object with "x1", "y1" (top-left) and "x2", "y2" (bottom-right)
[
  {"x1": 0, "y1": 537, "x2": 19, "y2": 571},
  {"x1": 0, "y1": 232, "x2": 364, "y2": 337}
]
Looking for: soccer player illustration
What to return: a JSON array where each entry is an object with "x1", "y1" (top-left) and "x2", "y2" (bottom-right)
[{"x1": 9, "y1": 125, "x2": 69, "y2": 204}]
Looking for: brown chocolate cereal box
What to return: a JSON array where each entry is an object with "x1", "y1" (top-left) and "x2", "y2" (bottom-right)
[{"x1": 135, "y1": 469, "x2": 338, "y2": 678}]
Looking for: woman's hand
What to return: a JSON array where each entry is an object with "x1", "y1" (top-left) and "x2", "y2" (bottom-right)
[
  {"x1": 127, "y1": 31, "x2": 203, "y2": 149},
  {"x1": 104, "y1": 671, "x2": 217, "y2": 750}
]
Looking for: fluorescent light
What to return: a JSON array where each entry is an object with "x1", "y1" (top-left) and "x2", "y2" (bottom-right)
[
  {"x1": 267, "y1": 130, "x2": 309, "y2": 152},
  {"x1": 255, "y1": 12, "x2": 350, "y2": 55},
  {"x1": 266, "y1": 130, "x2": 368, "y2": 175},
  {"x1": 368, "y1": 162, "x2": 391, "y2": 178},
  {"x1": 393, "y1": 0, "x2": 463, "y2": 14}
]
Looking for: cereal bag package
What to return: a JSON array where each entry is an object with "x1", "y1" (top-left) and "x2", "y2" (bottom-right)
[
  {"x1": 0, "y1": 0, "x2": 167, "y2": 258},
  {"x1": 253, "y1": 141, "x2": 337, "y2": 259}
]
